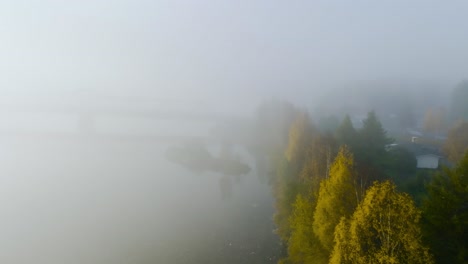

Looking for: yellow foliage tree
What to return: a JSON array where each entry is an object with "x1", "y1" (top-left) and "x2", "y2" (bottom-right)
[
  {"x1": 443, "y1": 121, "x2": 468, "y2": 163},
  {"x1": 281, "y1": 193, "x2": 327, "y2": 264},
  {"x1": 330, "y1": 181, "x2": 433, "y2": 264},
  {"x1": 284, "y1": 112, "x2": 315, "y2": 172},
  {"x1": 313, "y1": 146, "x2": 359, "y2": 252},
  {"x1": 423, "y1": 107, "x2": 446, "y2": 135}
]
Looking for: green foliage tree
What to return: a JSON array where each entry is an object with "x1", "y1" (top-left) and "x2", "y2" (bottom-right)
[
  {"x1": 313, "y1": 146, "x2": 360, "y2": 252},
  {"x1": 359, "y1": 111, "x2": 393, "y2": 156},
  {"x1": 335, "y1": 115, "x2": 358, "y2": 149},
  {"x1": 331, "y1": 181, "x2": 433, "y2": 264},
  {"x1": 443, "y1": 121, "x2": 468, "y2": 163},
  {"x1": 422, "y1": 151, "x2": 468, "y2": 264},
  {"x1": 354, "y1": 111, "x2": 393, "y2": 181},
  {"x1": 386, "y1": 147, "x2": 417, "y2": 175},
  {"x1": 450, "y1": 80, "x2": 468, "y2": 122},
  {"x1": 385, "y1": 147, "x2": 418, "y2": 193}
]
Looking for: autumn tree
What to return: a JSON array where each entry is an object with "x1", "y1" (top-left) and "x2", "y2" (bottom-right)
[
  {"x1": 313, "y1": 146, "x2": 360, "y2": 252},
  {"x1": 299, "y1": 132, "x2": 337, "y2": 186},
  {"x1": 443, "y1": 121, "x2": 468, "y2": 163},
  {"x1": 422, "y1": 151, "x2": 468, "y2": 264},
  {"x1": 274, "y1": 112, "x2": 317, "y2": 241},
  {"x1": 273, "y1": 158, "x2": 299, "y2": 241},
  {"x1": 284, "y1": 112, "x2": 316, "y2": 172},
  {"x1": 281, "y1": 133, "x2": 338, "y2": 263},
  {"x1": 281, "y1": 193, "x2": 328, "y2": 264},
  {"x1": 423, "y1": 107, "x2": 447, "y2": 135},
  {"x1": 331, "y1": 181, "x2": 433, "y2": 264}
]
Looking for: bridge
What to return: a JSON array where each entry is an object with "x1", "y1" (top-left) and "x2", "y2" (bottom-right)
[{"x1": 0, "y1": 94, "x2": 238, "y2": 144}]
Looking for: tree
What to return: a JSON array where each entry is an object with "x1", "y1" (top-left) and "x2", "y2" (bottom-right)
[
  {"x1": 422, "y1": 152, "x2": 468, "y2": 264},
  {"x1": 282, "y1": 193, "x2": 328, "y2": 264},
  {"x1": 385, "y1": 147, "x2": 417, "y2": 190},
  {"x1": 331, "y1": 181, "x2": 434, "y2": 264},
  {"x1": 274, "y1": 112, "x2": 316, "y2": 242},
  {"x1": 443, "y1": 121, "x2": 468, "y2": 163},
  {"x1": 423, "y1": 107, "x2": 447, "y2": 135},
  {"x1": 313, "y1": 146, "x2": 360, "y2": 252},
  {"x1": 386, "y1": 147, "x2": 417, "y2": 175},
  {"x1": 284, "y1": 112, "x2": 316, "y2": 172},
  {"x1": 355, "y1": 111, "x2": 393, "y2": 176},
  {"x1": 450, "y1": 80, "x2": 468, "y2": 122},
  {"x1": 359, "y1": 111, "x2": 393, "y2": 155},
  {"x1": 273, "y1": 158, "x2": 299, "y2": 242},
  {"x1": 299, "y1": 132, "x2": 337, "y2": 185},
  {"x1": 336, "y1": 115, "x2": 358, "y2": 149},
  {"x1": 280, "y1": 133, "x2": 338, "y2": 263}
]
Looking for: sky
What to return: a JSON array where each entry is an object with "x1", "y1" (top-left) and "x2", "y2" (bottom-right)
[{"x1": 1, "y1": 0, "x2": 468, "y2": 113}]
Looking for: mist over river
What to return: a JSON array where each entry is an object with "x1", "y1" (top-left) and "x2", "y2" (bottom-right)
[{"x1": 0, "y1": 115, "x2": 280, "y2": 264}]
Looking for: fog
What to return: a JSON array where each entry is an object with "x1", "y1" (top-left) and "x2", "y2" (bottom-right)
[
  {"x1": 0, "y1": 0, "x2": 467, "y2": 263},
  {"x1": 3, "y1": 1, "x2": 468, "y2": 110}
]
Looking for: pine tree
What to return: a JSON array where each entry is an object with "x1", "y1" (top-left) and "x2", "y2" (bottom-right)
[
  {"x1": 422, "y1": 151, "x2": 468, "y2": 264},
  {"x1": 355, "y1": 111, "x2": 393, "y2": 179},
  {"x1": 336, "y1": 115, "x2": 358, "y2": 149},
  {"x1": 359, "y1": 111, "x2": 392, "y2": 156}
]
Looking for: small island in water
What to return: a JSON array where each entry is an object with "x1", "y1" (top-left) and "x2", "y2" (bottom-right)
[{"x1": 165, "y1": 143, "x2": 251, "y2": 176}]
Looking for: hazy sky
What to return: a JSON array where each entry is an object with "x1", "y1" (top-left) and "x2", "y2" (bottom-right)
[{"x1": 1, "y1": 0, "x2": 468, "y2": 112}]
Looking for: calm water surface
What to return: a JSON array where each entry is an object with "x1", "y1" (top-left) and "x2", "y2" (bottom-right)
[{"x1": 0, "y1": 115, "x2": 279, "y2": 264}]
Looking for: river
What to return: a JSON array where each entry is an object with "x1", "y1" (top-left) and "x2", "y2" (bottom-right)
[{"x1": 0, "y1": 115, "x2": 280, "y2": 264}]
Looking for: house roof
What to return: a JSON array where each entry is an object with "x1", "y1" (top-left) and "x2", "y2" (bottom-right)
[
  {"x1": 400, "y1": 142, "x2": 442, "y2": 157},
  {"x1": 416, "y1": 153, "x2": 441, "y2": 159}
]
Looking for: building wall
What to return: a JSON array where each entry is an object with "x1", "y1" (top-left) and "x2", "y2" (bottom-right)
[{"x1": 416, "y1": 155, "x2": 439, "y2": 169}]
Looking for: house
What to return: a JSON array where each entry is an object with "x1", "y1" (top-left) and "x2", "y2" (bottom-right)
[
  {"x1": 399, "y1": 142, "x2": 444, "y2": 170},
  {"x1": 416, "y1": 154, "x2": 440, "y2": 169}
]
